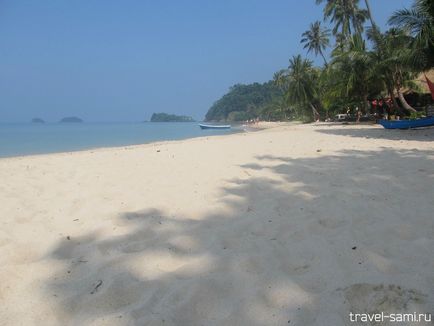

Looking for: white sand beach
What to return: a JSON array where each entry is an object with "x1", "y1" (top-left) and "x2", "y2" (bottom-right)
[{"x1": 1, "y1": 123, "x2": 433, "y2": 325}]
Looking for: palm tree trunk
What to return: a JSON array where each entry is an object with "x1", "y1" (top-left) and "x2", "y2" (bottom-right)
[
  {"x1": 319, "y1": 50, "x2": 328, "y2": 67},
  {"x1": 364, "y1": 0, "x2": 378, "y2": 31},
  {"x1": 310, "y1": 103, "x2": 320, "y2": 121},
  {"x1": 397, "y1": 88, "x2": 417, "y2": 112},
  {"x1": 363, "y1": 94, "x2": 369, "y2": 114},
  {"x1": 364, "y1": 0, "x2": 383, "y2": 55},
  {"x1": 385, "y1": 83, "x2": 398, "y2": 109}
]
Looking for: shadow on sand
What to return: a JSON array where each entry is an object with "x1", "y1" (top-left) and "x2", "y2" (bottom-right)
[
  {"x1": 42, "y1": 148, "x2": 434, "y2": 325},
  {"x1": 315, "y1": 124, "x2": 434, "y2": 142}
]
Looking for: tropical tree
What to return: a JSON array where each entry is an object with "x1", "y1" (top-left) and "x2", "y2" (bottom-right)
[
  {"x1": 301, "y1": 21, "x2": 331, "y2": 66},
  {"x1": 204, "y1": 0, "x2": 433, "y2": 123},
  {"x1": 330, "y1": 34, "x2": 373, "y2": 112},
  {"x1": 332, "y1": 32, "x2": 347, "y2": 53},
  {"x1": 363, "y1": 0, "x2": 379, "y2": 32},
  {"x1": 389, "y1": 0, "x2": 434, "y2": 71},
  {"x1": 316, "y1": 0, "x2": 368, "y2": 39},
  {"x1": 369, "y1": 28, "x2": 420, "y2": 112},
  {"x1": 273, "y1": 69, "x2": 289, "y2": 92},
  {"x1": 280, "y1": 55, "x2": 321, "y2": 121},
  {"x1": 261, "y1": 96, "x2": 291, "y2": 121},
  {"x1": 383, "y1": 29, "x2": 420, "y2": 111}
]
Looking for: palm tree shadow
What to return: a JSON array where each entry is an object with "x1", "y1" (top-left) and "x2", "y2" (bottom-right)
[
  {"x1": 42, "y1": 148, "x2": 434, "y2": 325},
  {"x1": 315, "y1": 125, "x2": 434, "y2": 141}
]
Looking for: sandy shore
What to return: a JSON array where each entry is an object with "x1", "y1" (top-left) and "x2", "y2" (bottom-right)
[{"x1": 1, "y1": 123, "x2": 433, "y2": 325}]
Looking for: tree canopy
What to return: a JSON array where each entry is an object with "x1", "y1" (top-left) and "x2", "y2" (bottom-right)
[
  {"x1": 205, "y1": 82, "x2": 284, "y2": 122},
  {"x1": 204, "y1": 0, "x2": 434, "y2": 122}
]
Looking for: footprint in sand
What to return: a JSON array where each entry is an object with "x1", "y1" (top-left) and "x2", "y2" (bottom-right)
[{"x1": 307, "y1": 216, "x2": 348, "y2": 235}]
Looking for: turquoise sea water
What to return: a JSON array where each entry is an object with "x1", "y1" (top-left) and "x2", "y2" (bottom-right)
[{"x1": 0, "y1": 122, "x2": 238, "y2": 158}]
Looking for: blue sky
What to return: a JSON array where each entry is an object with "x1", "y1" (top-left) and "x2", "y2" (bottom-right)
[{"x1": 0, "y1": 0, "x2": 412, "y2": 122}]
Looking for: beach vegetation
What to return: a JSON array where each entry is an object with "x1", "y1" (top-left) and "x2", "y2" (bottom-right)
[
  {"x1": 205, "y1": 0, "x2": 433, "y2": 122},
  {"x1": 205, "y1": 82, "x2": 284, "y2": 122}
]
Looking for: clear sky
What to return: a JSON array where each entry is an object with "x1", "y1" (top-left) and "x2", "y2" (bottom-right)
[{"x1": 0, "y1": 0, "x2": 412, "y2": 122}]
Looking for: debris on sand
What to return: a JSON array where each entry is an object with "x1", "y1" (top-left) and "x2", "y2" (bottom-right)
[{"x1": 90, "y1": 280, "x2": 103, "y2": 294}]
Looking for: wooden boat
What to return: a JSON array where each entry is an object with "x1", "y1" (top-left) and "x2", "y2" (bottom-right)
[
  {"x1": 199, "y1": 124, "x2": 231, "y2": 130},
  {"x1": 379, "y1": 116, "x2": 434, "y2": 129}
]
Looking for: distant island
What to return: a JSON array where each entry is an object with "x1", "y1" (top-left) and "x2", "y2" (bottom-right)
[
  {"x1": 31, "y1": 118, "x2": 45, "y2": 123},
  {"x1": 150, "y1": 113, "x2": 195, "y2": 122},
  {"x1": 59, "y1": 117, "x2": 83, "y2": 123}
]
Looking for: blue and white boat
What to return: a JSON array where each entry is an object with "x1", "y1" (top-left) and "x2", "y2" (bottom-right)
[
  {"x1": 199, "y1": 124, "x2": 231, "y2": 130},
  {"x1": 379, "y1": 116, "x2": 434, "y2": 129}
]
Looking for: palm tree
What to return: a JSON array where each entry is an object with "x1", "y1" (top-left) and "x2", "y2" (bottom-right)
[
  {"x1": 301, "y1": 21, "x2": 331, "y2": 66},
  {"x1": 332, "y1": 32, "x2": 347, "y2": 53},
  {"x1": 331, "y1": 34, "x2": 373, "y2": 112},
  {"x1": 316, "y1": 0, "x2": 368, "y2": 39},
  {"x1": 389, "y1": 0, "x2": 434, "y2": 70},
  {"x1": 369, "y1": 47, "x2": 400, "y2": 111},
  {"x1": 369, "y1": 28, "x2": 419, "y2": 112},
  {"x1": 273, "y1": 70, "x2": 288, "y2": 92},
  {"x1": 285, "y1": 55, "x2": 320, "y2": 121},
  {"x1": 262, "y1": 96, "x2": 291, "y2": 121},
  {"x1": 363, "y1": 0, "x2": 383, "y2": 48},
  {"x1": 383, "y1": 29, "x2": 419, "y2": 112},
  {"x1": 363, "y1": 0, "x2": 378, "y2": 31}
]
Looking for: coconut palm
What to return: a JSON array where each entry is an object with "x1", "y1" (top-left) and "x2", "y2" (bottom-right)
[
  {"x1": 331, "y1": 32, "x2": 347, "y2": 54},
  {"x1": 330, "y1": 34, "x2": 373, "y2": 112},
  {"x1": 363, "y1": 0, "x2": 378, "y2": 31},
  {"x1": 285, "y1": 55, "x2": 321, "y2": 120},
  {"x1": 383, "y1": 29, "x2": 420, "y2": 111},
  {"x1": 316, "y1": 0, "x2": 368, "y2": 39},
  {"x1": 368, "y1": 28, "x2": 420, "y2": 112},
  {"x1": 301, "y1": 21, "x2": 331, "y2": 66},
  {"x1": 273, "y1": 69, "x2": 288, "y2": 92},
  {"x1": 389, "y1": 0, "x2": 434, "y2": 70},
  {"x1": 363, "y1": 0, "x2": 383, "y2": 49}
]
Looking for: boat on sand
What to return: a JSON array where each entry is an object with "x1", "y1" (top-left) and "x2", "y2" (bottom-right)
[
  {"x1": 199, "y1": 124, "x2": 231, "y2": 130},
  {"x1": 378, "y1": 116, "x2": 434, "y2": 129}
]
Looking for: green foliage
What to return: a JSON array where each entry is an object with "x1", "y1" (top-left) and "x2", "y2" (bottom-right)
[
  {"x1": 204, "y1": 0, "x2": 433, "y2": 122},
  {"x1": 329, "y1": 34, "x2": 373, "y2": 109},
  {"x1": 285, "y1": 55, "x2": 318, "y2": 104},
  {"x1": 301, "y1": 21, "x2": 331, "y2": 65},
  {"x1": 205, "y1": 82, "x2": 284, "y2": 121},
  {"x1": 275, "y1": 55, "x2": 322, "y2": 121},
  {"x1": 316, "y1": 0, "x2": 368, "y2": 38},
  {"x1": 227, "y1": 111, "x2": 250, "y2": 122},
  {"x1": 150, "y1": 113, "x2": 195, "y2": 122},
  {"x1": 409, "y1": 111, "x2": 425, "y2": 119},
  {"x1": 389, "y1": 0, "x2": 434, "y2": 71}
]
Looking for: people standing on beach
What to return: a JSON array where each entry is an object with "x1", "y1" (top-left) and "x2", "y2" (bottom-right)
[{"x1": 356, "y1": 107, "x2": 361, "y2": 123}]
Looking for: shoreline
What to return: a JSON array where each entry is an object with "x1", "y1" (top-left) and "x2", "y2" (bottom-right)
[
  {"x1": 0, "y1": 125, "x2": 248, "y2": 161},
  {"x1": 0, "y1": 121, "x2": 295, "y2": 161},
  {"x1": 0, "y1": 121, "x2": 378, "y2": 161}
]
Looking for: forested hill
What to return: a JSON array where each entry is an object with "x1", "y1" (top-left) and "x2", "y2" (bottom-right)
[{"x1": 205, "y1": 81, "x2": 284, "y2": 122}]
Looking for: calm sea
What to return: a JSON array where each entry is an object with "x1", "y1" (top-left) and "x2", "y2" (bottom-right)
[{"x1": 0, "y1": 122, "x2": 238, "y2": 158}]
